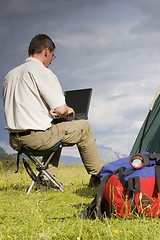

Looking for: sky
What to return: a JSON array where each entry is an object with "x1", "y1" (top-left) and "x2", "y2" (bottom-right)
[{"x1": 1, "y1": 0, "x2": 160, "y2": 157}]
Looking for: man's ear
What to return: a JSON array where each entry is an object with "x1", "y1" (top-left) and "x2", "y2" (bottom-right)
[{"x1": 44, "y1": 48, "x2": 49, "y2": 57}]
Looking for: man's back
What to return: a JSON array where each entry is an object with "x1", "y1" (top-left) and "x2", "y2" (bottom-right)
[{"x1": 3, "y1": 57, "x2": 65, "y2": 131}]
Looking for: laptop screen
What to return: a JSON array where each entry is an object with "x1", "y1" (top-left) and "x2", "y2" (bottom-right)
[{"x1": 64, "y1": 88, "x2": 92, "y2": 115}]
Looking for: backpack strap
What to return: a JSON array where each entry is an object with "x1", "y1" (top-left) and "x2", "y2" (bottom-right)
[
  {"x1": 118, "y1": 168, "x2": 140, "y2": 196},
  {"x1": 149, "y1": 153, "x2": 160, "y2": 163},
  {"x1": 92, "y1": 155, "x2": 160, "y2": 220},
  {"x1": 96, "y1": 166, "x2": 141, "y2": 220},
  {"x1": 155, "y1": 165, "x2": 160, "y2": 191},
  {"x1": 96, "y1": 167, "x2": 125, "y2": 220},
  {"x1": 126, "y1": 176, "x2": 140, "y2": 196}
]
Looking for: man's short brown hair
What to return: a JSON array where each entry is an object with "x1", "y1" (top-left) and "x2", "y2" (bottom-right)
[{"x1": 28, "y1": 34, "x2": 56, "y2": 56}]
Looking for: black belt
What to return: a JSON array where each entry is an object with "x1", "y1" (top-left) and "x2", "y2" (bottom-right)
[{"x1": 10, "y1": 130, "x2": 32, "y2": 137}]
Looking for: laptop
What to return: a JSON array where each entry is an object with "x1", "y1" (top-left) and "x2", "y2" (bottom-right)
[{"x1": 53, "y1": 88, "x2": 92, "y2": 123}]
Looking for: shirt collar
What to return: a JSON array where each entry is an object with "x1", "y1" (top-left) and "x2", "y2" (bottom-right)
[{"x1": 25, "y1": 57, "x2": 44, "y2": 66}]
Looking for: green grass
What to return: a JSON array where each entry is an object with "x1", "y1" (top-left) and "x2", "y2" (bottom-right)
[{"x1": 0, "y1": 163, "x2": 160, "y2": 240}]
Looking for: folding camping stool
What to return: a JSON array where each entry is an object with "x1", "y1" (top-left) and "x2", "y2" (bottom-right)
[{"x1": 18, "y1": 142, "x2": 64, "y2": 195}]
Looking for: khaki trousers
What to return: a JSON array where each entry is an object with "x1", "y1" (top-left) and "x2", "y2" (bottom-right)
[{"x1": 10, "y1": 120, "x2": 103, "y2": 176}]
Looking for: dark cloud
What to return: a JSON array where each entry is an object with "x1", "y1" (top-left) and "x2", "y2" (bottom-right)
[{"x1": 1, "y1": 0, "x2": 160, "y2": 154}]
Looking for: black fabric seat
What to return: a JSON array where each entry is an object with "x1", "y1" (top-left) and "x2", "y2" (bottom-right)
[{"x1": 22, "y1": 142, "x2": 62, "y2": 156}]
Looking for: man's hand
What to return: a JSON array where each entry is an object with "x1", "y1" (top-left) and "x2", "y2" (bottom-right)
[
  {"x1": 50, "y1": 104, "x2": 75, "y2": 118},
  {"x1": 50, "y1": 109, "x2": 58, "y2": 117},
  {"x1": 67, "y1": 106, "x2": 75, "y2": 116}
]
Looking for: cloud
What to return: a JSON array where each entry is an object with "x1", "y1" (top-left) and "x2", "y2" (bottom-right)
[
  {"x1": 88, "y1": 76, "x2": 156, "y2": 154},
  {"x1": 1, "y1": 0, "x2": 160, "y2": 156},
  {"x1": 61, "y1": 145, "x2": 79, "y2": 158}
]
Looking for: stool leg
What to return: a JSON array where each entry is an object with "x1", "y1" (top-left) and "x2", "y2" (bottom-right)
[
  {"x1": 41, "y1": 169, "x2": 64, "y2": 191},
  {"x1": 27, "y1": 169, "x2": 64, "y2": 194},
  {"x1": 32, "y1": 155, "x2": 64, "y2": 191},
  {"x1": 27, "y1": 179, "x2": 35, "y2": 195},
  {"x1": 27, "y1": 169, "x2": 48, "y2": 195},
  {"x1": 24, "y1": 151, "x2": 64, "y2": 194},
  {"x1": 42, "y1": 148, "x2": 62, "y2": 176}
]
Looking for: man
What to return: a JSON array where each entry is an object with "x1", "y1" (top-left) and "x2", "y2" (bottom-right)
[{"x1": 3, "y1": 34, "x2": 103, "y2": 187}]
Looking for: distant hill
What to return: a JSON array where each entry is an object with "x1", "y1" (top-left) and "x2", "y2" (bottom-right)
[
  {"x1": 97, "y1": 144, "x2": 127, "y2": 162},
  {"x1": 0, "y1": 147, "x2": 5, "y2": 153},
  {"x1": 0, "y1": 144, "x2": 127, "y2": 164},
  {"x1": 60, "y1": 144, "x2": 127, "y2": 165},
  {"x1": 60, "y1": 155, "x2": 81, "y2": 165}
]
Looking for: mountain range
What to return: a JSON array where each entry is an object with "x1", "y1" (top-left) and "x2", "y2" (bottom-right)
[
  {"x1": 0, "y1": 145, "x2": 127, "y2": 165},
  {"x1": 0, "y1": 147, "x2": 5, "y2": 153},
  {"x1": 59, "y1": 144, "x2": 127, "y2": 164},
  {"x1": 0, "y1": 144, "x2": 127, "y2": 164}
]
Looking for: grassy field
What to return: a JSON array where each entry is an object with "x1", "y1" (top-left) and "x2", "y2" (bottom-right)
[{"x1": 0, "y1": 162, "x2": 160, "y2": 240}]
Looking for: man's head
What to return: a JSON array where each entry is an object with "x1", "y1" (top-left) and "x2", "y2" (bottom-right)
[{"x1": 28, "y1": 34, "x2": 56, "y2": 67}]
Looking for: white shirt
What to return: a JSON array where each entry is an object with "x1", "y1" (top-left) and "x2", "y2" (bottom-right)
[{"x1": 3, "y1": 57, "x2": 65, "y2": 131}]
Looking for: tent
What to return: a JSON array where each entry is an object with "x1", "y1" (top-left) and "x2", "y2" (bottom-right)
[{"x1": 130, "y1": 86, "x2": 160, "y2": 155}]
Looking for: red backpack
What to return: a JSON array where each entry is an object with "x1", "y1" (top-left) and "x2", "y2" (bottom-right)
[{"x1": 79, "y1": 152, "x2": 160, "y2": 220}]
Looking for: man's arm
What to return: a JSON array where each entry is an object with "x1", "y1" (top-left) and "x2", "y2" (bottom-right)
[{"x1": 50, "y1": 104, "x2": 75, "y2": 118}]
